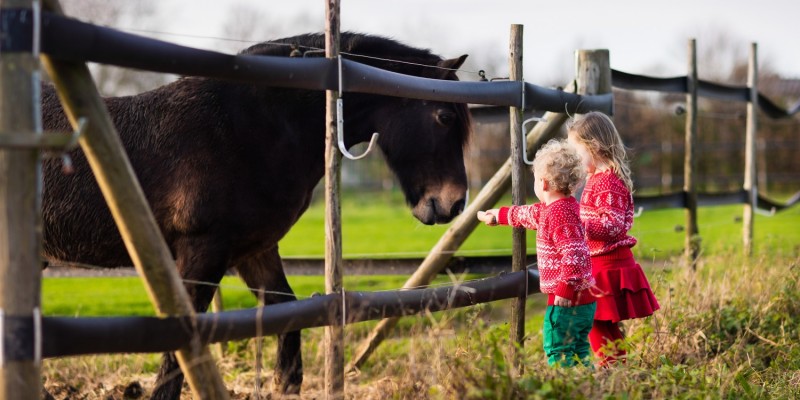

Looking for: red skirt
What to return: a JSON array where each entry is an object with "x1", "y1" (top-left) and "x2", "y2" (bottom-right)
[{"x1": 591, "y1": 246, "x2": 660, "y2": 323}]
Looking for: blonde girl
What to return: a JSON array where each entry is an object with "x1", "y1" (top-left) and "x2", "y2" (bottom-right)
[{"x1": 566, "y1": 111, "x2": 660, "y2": 366}]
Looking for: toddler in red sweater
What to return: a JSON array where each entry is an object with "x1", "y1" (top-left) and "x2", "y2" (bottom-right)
[
  {"x1": 566, "y1": 111, "x2": 660, "y2": 367},
  {"x1": 478, "y1": 139, "x2": 595, "y2": 367}
]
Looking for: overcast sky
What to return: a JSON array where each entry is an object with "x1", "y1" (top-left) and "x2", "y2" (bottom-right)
[{"x1": 139, "y1": 0, "x2": 799, "y2": 84}]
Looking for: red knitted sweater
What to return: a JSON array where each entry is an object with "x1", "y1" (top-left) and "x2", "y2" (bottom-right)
[
  {"x1": 498, "y1": 197, "x2": 594, "y2": 302},
  {"x1": 579, "y1": 170, "x2": 637, "y2": 256}
]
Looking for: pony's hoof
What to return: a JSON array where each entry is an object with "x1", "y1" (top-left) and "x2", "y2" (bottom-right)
[{"x1": 273, "y1": 378, "x2": 302, "y2": 396}]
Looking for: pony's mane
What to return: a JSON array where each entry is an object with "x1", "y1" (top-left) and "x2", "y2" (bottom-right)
[
  {"x1": 240, "y1": 32, "x2": 447, "y2": 78},
  {"x1": 240, "y1": 32, "x2": 471, "y2": 147}
]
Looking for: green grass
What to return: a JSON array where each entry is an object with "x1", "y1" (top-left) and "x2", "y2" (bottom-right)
[
  {"x1": 43, "y1": 192, "x2": 800, "y2": 317},
  {"x1": 631, "y1": 203, "x2": 800, "y2": 260},
  {"x1": 43, "y1": 252, "x2": 800, "y2": 399},
  {"x1": 280, "y1": 191, "x2": 800, "y2": 260},
  {"x1": 40, "y1": 189, "x2": 800, "y2": 398},
  {"x1": 280, "y1": 191, "x2": 534, "y2": 259},
  {"x1": 42, "y1": 274, "x2": 481, "y2": 317}
]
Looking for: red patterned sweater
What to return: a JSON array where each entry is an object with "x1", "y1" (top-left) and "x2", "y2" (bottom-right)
[
  {"x1": 498, "y1": 197, "x2": 594, "y2": 302},
  {"x1": 579, "y1": 170, "x2": 637, "y2": 256}
]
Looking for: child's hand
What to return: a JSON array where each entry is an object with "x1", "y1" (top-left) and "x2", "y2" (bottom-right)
[
  {"x1": 554, "y1": 295, "x2": 573, "y2": 307},
  {"x1": 477, "y1": 210, "x2": 499, "y2": 226}
]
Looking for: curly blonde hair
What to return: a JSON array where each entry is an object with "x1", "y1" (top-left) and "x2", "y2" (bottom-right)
[
  {"x1": 532, "y1": 139, "x2": 585, "y2": 196},
  {"x1": 566, "y1": 111, "x2": 633, "y2": 191}
]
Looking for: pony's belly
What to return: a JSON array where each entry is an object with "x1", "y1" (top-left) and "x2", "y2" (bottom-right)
[{"x1": 42, "y1": 232, "x2": 133, "y2": 269}]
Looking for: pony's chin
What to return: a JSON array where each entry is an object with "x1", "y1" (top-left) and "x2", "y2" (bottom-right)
[
  {"x1": 412, "y1": 196, "x2": 465, "y2": 225},
  {"x1": 412, "y1": 207, "x2": 441, "y2": 225}
]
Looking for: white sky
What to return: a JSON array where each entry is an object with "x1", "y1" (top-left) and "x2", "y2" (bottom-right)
[{"x1": 140, "y1": 0, "x2": 799, "y2": 84}]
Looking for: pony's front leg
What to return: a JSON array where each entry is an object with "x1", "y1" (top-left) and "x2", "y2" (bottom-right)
[
  {"x1": 150, "y1": 236, "x2": 230, "y2": 400},
  {"x1": 236, "y1": 247, "x2": 303, "y2": 395}
]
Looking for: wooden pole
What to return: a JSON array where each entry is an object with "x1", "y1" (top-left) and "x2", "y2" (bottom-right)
[
  {"x1": 684, "y1": 39, "x2": 700, "y2": 268},
  {"x1": 40, "y1": 2, "x2": 228, "y2": 398},
  {"x1": 575, "y1": 50, "x2": 611, "y2": 99},
  {"x1": 211, "y1": 289, "x2": 225, "y2": 358},
  {"x1": 573, "y1": 50, "x2": 611, "y2": 212},
  {"x1": 508, "y1": 24, "x2": 526, "y2": 375},
  {"x1": 574, "y1": 49, "x2": 611, "y2": 183},
  {"x1": 660, "y1": 137, "x2": 673, "y2": 192},
  {"x1": 757, "y1": 137, "x2": 767, "y2": 192},
  {"x1": 324, "y1": 0, "x2": 344, "y2": 398},
  {"x1": 40, "y1": 61, "x2": 230, "y2": 399},
  {"x1": 347, "y1": 92, "x2": 573, "y2": 372},
  {"x1": 742, "y1": 42, "x2": 758, "y2": 256},
  {"x1": 0, "y1": 1, "x2": 42, "y2": 398}
]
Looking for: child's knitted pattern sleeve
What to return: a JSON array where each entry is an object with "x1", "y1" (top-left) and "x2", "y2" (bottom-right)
[
  {"x1": 581, "y1": 172, "x2": 636, "y2": 247},
  {"x1": 497, "y1": 203, "x2": 543, "y2": 230}
]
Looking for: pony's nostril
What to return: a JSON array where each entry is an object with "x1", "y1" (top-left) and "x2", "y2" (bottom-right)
[
  {"x1": 450, "y1": 199, "x2": 466, "y2": 217},
  {"x1": 429, "y1": 197, "x2": 439, "y2": 214},
  {"x1": 421, "y1": 197, "x2": 437, "y2": 225}
]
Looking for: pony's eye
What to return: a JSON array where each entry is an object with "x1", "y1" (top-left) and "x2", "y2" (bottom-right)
[{"x1": 435, "y1": 110, "x2": 456, "y2": 127}]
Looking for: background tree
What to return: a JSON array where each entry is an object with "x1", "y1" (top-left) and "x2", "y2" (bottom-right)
[
  {"x1": 48, "y1": 4, "x2": 800, "y2": 196},
  {"x1": 218, "y1": 1, "x2": 318, "y2": 55},
  {"x1": 59, "y1": 0, "x2": 173, "y2": 96}
]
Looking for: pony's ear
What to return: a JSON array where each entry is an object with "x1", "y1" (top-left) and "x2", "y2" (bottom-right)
[{"x1": 435, "y1": 54, "x2": 468, "y2": 78}]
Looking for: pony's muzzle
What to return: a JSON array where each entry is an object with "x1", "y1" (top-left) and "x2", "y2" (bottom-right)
[{"x1": 413, "y1": 192, "x2": 466, "y2": 225}]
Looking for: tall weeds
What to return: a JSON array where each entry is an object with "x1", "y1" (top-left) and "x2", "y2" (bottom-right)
[
  {"x1": 431, "y1": 253, "x2": 800, "y2": 399},
  {"x1": 42, "y1": 253, "x2": 799, "y2": 399}
]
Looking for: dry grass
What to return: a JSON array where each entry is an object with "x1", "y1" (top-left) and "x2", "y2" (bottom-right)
[{"x1": 43, "y1": 252, "x2": 800, "y2": 399}]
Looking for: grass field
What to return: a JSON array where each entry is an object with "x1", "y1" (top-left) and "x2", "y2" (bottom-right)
[
  {"x1": 41, "y1": 192, "x2": 800, "y2": 399},
  {"x1": 42, "y1": 274, "x2": 481, "y2": 317},
  {"x1": 42, "y1": 253, "x2": 800, "y2": 399},
  {"x1": 43, "y1": 193, "x2": 800, "y2": 317},
  {"x1": 280, "y1": 191, "x2": 800, "y2": 260}
]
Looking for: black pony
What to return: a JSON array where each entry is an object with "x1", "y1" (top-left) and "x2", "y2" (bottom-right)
[{"x1": 41, "y1": 32, "x2": 471, "y2": 399}]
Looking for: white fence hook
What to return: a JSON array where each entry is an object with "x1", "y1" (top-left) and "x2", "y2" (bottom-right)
[
  {"x1": 520, "y1": 116, "x2": 547, "y2": 165},
  {"x1": 336, "y1": 55, "x2": 379, "y2": 160},
  {"x1": 755, "y1": 206, "x2": 776, "y2": 217}
]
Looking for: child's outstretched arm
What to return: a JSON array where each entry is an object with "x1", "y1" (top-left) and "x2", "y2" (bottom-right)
[
  {"x1": 480, "y1": 204, "x2": 543, "y2": 229},
  {"x1": 477, "y1": 209, "x2": 499, "y2": 226},
  {"x1": 504, "y1": 203, "x2": 543, "y2": 230}
]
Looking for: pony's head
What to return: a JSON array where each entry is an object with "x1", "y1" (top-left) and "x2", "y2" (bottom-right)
[
  {"x1": 244, "y1": 33, "x2": 471, "y2": 225},
  {"x1": 363, "y1": 55, "x2": 471, "y2": 225}
]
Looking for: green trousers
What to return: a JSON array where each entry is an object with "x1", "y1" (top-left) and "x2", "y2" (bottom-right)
[{"x1": 543, "y1": 303, "x2": 597, "y2": 367}]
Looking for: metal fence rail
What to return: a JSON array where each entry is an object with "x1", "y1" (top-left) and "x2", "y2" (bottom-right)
[
  {"x1": 611, "y1": 69, "x2": 800, "y2": 118},
  {"x1": 30, "y1": 269, "x2": 540, "y2": 359},
  {"x1": 1, "y1": 9, "x2": 614, "y2": 113}
]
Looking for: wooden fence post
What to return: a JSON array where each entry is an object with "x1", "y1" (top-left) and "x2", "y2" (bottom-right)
[
  {"x1": 574, "y1": 50, "x2": 611, "y2": 214},
  {"x1": 742, "y1": 42, "x2": 758, "y2": 257},
  {"x1": 0, "y1": 1, "x2": 42, "y2": 398},
  {"x1": 324, "y1": 0, "x2": 345, "y2": 398},
  {"x1": 39, "y1": 1, "x2": 229, "y2": 398},
  {"x1": 508, "y1": 24, "x2": 526, "y2": 375},
  {"x1": 684, "y1": 38, "x2": 700, "y2": 268},
  {"x1": 660, "y1": 136, "x2": 673, "y2": 192},
  {"x1": 575, "y1": 50, "x2": 611, "y2": 101},
  {"x1": 211, "y1": 289, "x2": 225, "y2": 358}
]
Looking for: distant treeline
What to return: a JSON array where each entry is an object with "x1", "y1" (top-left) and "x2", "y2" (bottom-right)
[
  {"x1": 341, "y1": 83, "x2": 799, "y2": 197},
  {"x1": 615, "y1": 82, "x2": 800, "y2": 195}
]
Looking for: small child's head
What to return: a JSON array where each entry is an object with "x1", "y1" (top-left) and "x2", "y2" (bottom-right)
[
  {"x1": 532, "y1": 139, "x2": 585, "y2": 197},
  {"x1": 566, "y1": 111, "x2": 633, "y2": 190}
]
